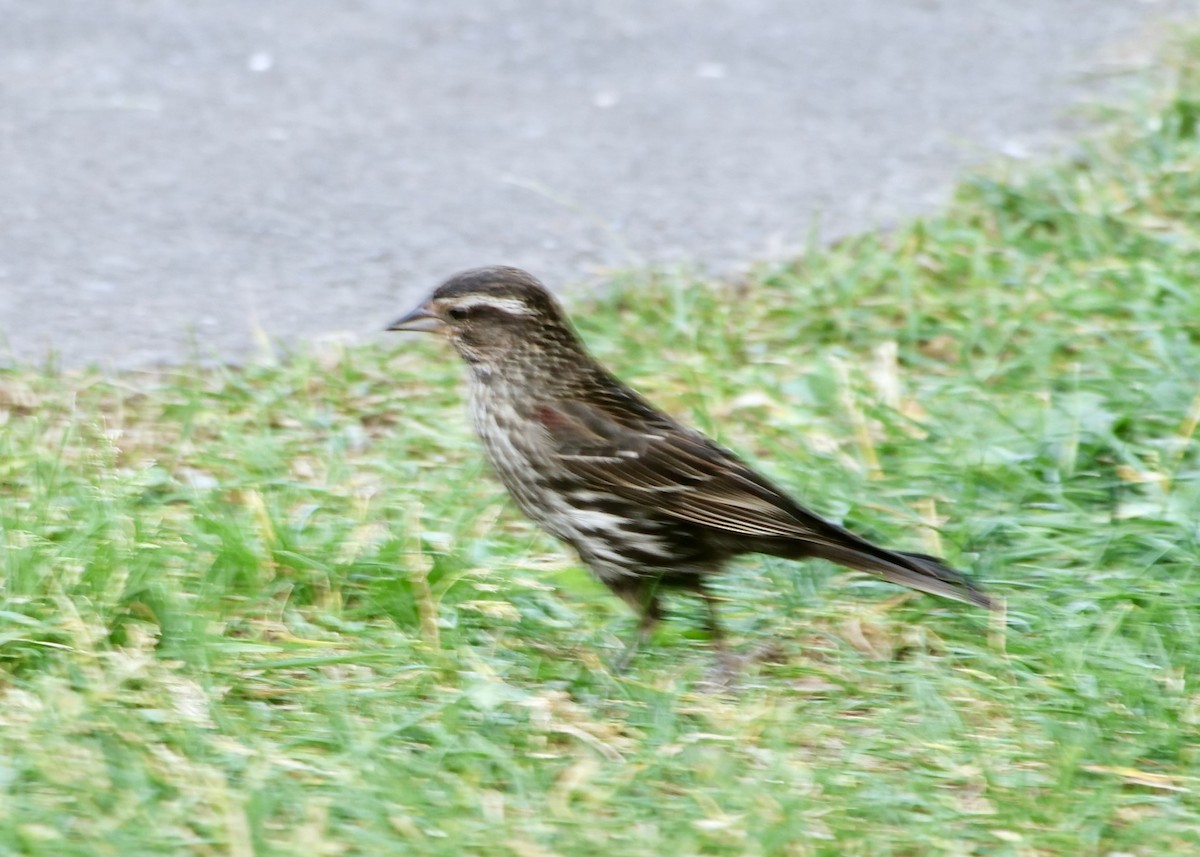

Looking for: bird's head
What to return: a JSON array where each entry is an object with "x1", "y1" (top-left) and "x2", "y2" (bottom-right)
[{"x1": 387, "y1": 266, "x2": 581, "y2": 367}]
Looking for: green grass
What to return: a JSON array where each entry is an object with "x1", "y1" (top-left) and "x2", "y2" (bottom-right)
[{"x1": 5, "y1": 46, "x2": 1200, "y2": 857}]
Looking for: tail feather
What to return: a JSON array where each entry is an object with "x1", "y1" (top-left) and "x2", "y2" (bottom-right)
[{"x1": 805, "y1": 543, "x2": 993, "y2": 610}]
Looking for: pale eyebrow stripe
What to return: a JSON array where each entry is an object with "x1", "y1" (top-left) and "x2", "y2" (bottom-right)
[{"x1": 453, "y1": 295, "x2": 535, "y2": 316}]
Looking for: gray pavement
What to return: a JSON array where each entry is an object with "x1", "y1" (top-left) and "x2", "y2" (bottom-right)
[{"x1": 1, "y1": 1, "x2": 1196, "y2": 368}]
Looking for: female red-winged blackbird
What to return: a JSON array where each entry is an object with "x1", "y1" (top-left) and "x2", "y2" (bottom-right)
[{"x1": 389, "y1": 266, "x2": 992, "y2": 664}]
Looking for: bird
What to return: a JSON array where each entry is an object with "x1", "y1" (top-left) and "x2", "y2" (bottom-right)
[{"x1": 388, "y1": 266, "x2": 992, "y2": 667}]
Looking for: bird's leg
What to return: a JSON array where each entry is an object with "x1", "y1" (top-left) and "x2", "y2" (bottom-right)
[
  {"x1": 614, "y1": 607, "x2": 659, "y2": 673},
  {"x1": 699, "y1": 588, "x2": 726, "y2": 654},
  {"x1": 699, "y1": 587, "x2": 742, "y2": 689},
  {"x1": 611, "y1": 579, "x2": 663, "y2": 672}
]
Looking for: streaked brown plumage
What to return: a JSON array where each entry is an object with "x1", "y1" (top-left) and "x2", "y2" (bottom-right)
[{"x1": 389, "y1": 266, "x2": 991, "y2": 663}]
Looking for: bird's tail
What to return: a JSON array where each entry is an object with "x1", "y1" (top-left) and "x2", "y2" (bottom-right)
[{"x1": 803, "y1": 542, "x2": 993, "y2": 610}]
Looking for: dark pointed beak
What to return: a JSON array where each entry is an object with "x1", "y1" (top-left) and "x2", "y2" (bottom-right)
[{"x1": 386, "y1": 302, "x2": 441, "y2": 333}]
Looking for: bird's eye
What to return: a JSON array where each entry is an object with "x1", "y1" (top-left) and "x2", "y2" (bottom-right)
[{"x1": 447, "y1": 306, "x2": 469, "y2": 321}]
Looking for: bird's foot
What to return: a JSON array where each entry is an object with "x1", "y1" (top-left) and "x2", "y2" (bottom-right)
[
  {"x1": 611, "y1": 640, "x2": 640, "y2": 674},
  {"x1": 694, "y1": 648, "x2": 744, "y2": 695}
]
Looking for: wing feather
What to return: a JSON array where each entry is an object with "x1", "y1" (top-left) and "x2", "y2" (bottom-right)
[
  {"x1": 530, "y1": 392, "x2": 991, "y2": 609},
  {"x1": 536, "y1": 397, "x2": 832, "y2": 541}
]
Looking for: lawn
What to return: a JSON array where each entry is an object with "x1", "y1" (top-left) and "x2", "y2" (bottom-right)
[{"x1": 2, "y1": 40, "x2": 1200, "y2": 857}]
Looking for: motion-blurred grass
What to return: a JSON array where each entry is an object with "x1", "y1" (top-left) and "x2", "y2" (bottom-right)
[{"x1": 2, "y1": 39, "x2": 1200, "y2": 857}]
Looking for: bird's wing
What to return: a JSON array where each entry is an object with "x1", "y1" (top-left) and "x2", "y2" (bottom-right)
[
  {"x1": 532, "y1": 394, "x2": 993, "y2": 609},
  {"x1": 533, "y1": 396, "x2": 838, "y2": 541}
]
